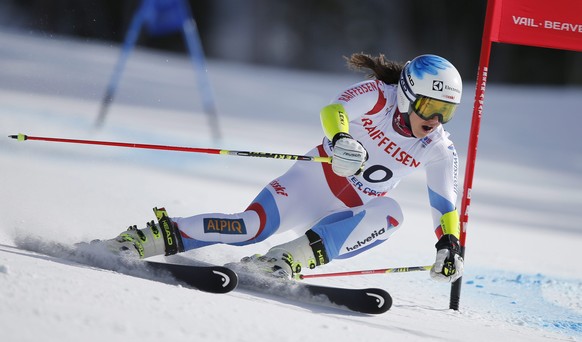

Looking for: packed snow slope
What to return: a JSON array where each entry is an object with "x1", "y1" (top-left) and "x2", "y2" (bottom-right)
[{"x1": 0, "y1": 30, "x2": 581, "y2": 342}]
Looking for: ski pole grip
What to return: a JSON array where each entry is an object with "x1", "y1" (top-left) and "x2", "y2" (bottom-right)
[{"x1": 8, "y1": 134, "x2": 28, "y2": 141}]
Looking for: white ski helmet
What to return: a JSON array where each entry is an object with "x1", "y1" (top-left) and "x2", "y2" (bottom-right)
[{"x1": 397, "y1": 54, "x2": 462, "y2": 123}]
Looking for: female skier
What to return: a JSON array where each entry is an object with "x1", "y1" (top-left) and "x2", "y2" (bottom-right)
[{"x1": 105, "y1": 53, "x2": 464, "y2": 283}]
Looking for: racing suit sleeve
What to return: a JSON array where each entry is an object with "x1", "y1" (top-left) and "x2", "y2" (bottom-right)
[{"x1": 425, "y1": 142, "x2": 460, "y2": 239}]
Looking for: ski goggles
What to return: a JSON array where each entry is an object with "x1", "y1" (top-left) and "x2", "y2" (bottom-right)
[{"x1": 409, "y1": 96, "x2": 458, "y2": 124}]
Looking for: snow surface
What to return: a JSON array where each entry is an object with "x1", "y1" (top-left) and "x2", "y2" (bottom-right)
[{"x1": 1, "y1": 30, "x2": 581, "y2": 342}]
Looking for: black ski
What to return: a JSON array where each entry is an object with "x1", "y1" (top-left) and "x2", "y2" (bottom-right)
[
  {"x1": 143, "y1": 260, "x2": 391, "y2": 313},
  {"x1": 144, "y1": 261, "x2": 237, "y2": 294},
  {"x1": 235, "y1": 270, "x2": 392, "y2": 314}
]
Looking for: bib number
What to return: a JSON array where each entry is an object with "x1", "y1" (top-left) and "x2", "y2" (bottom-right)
[{"x1": 362, "y1": 165, "x2": 393, "y2": 183}]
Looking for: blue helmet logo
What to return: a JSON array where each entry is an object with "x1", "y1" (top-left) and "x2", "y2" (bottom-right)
[{"x1": 408, "y1": 55, "x2": 452, "y2": 80}]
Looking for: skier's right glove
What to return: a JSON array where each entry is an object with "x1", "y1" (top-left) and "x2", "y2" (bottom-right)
[
  {"x1": 430, "y1": 234, "x2": 464, "y2": 283},
  {"x1": 331, "y1": 133, "x2": 368, "y2": 177}
]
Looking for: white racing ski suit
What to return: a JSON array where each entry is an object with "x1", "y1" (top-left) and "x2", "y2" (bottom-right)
[{"x1": 173, "y1": 79, "x2": 459, "y2": 263}]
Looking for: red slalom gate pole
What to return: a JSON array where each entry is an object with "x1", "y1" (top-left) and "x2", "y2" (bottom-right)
[{"x1": 8, "y1": 133, "x2": 332, "y2": 164}]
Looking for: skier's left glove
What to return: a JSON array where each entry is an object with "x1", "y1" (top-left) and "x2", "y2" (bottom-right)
[{"x1": 430, "y1": 234, "x2": 464, "y2": 283}]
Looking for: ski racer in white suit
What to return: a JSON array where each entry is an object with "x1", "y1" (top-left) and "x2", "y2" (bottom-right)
[{"x1": 105, "y1": 53, "x2": 465, "y2": 283}]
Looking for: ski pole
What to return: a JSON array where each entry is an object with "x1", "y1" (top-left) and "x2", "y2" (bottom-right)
[
  {"x1": 8, "y1": 133, "x2": 332, "y2": 163},
  {"x1": 298, "y1": 265, "x2": 433, "y2": 280}
]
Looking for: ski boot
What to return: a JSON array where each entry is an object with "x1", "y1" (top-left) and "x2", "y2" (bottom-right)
[
  {"x1": 236, "y1": 230, "x2": 329, "y2": 279},
  {"x1": 105, "y1": 207, "x2": 184, "y2": 259}
]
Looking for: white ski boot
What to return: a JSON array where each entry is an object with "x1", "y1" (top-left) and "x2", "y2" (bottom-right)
[
  {"x1": 105, "y1": 207, "x2": 184, "y2": 259},
  {"x1": 237, "y1": 230, "x2": 329, "y2": 279}
]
